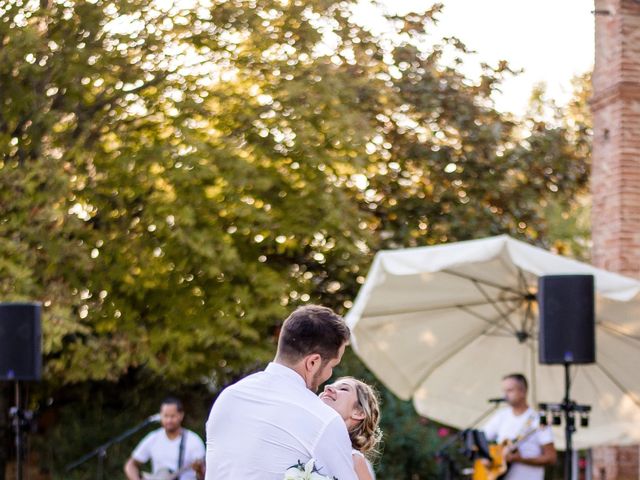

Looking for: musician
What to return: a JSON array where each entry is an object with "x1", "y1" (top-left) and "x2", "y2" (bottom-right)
[
  {"x1": 124, "y1": 397, "x2": 205, "y2": 480},
  {"x1": 482, "y1": 373, "x2": 557, "y2": 480}
]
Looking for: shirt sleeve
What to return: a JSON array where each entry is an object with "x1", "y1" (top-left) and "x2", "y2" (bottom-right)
[
  {"x1": 313, "y1": 416, "x2": 358, "y2": 480},
  {"x1": 536, "y1": 425, "x2": 554, "y2": 445},
  {"x1": 132, "y1": 431, "x2": 155, "y2": 464},
  {"x1": 191, "y1": 431, "x2": 206, "y2": 459}
]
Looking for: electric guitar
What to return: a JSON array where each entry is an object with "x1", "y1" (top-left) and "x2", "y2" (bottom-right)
[{"x1": 472, "y1": 427, "x2": 539, "y2": 480}]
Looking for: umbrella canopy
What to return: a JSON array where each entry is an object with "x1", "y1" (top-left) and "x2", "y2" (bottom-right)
[{"x1": 346, "y1": 235, "x2": 640, "y2": 449}]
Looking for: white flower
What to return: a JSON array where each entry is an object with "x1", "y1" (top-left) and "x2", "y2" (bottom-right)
[
  {"x1": 283, "y1": 459, "x2": 336, "y2": 480},
  {"x1": 284, "y1": 467, "x2": 306, "y2": 480},
  {"x1": 310, "y1": 472, "x2": 331, "y2": 480},
  {"x1": 304, "y1": 459, "x2": 315, "y2": 475}
]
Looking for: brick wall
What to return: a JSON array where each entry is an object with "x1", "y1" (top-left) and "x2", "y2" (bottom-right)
[
  {"x1": 592, "y1": 446, "x2": 640, "y2": 480},
  {"x1": 591, "y1": 0, "x2": 640, "y2": 478},
  {"x1": 592, "y1": 0, "x2": 640, "y2": 278}
]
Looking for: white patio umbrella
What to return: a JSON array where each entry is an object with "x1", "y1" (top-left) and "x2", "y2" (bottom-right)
[{"x1": 346, "y1": 235, "x2": 640, "y2": 449}]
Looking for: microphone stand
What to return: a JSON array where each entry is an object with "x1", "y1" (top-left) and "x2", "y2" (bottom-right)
[
  {"x1": 65, "y1": 416, "x2": 158, "y2": 480},
  {"x1": 436, "y1": 403, "x2": 502, "y2": 480}
]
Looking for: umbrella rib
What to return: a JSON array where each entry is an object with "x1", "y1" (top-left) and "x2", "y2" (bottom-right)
[
  {"x1": 599, "y1": 322, "x2": 640, "y2": 344},
  {"x1": 580, "y1": 366, "x2": 621, "y2": 424},
  {"x1": 352, "y1": 324, "x2": 416, "y2": 397},
  {"x1": 413, "y1": 301, "x2": 524, "y2": 389},
  {"x1": 442, "y1": 269, "x2": 527, "y2": 296},
  {"x1": 517, "y1": 266, "x2": 534, "y2": 331},
  {"x1": 594, "y1": 362, "x2": 640, "y2": 409},
  {"x1": 517, "y1": 267, "x2": 532, "y2": 294},
  {"x1": 473, "y1": 281, "x2": 521, "y2": 334},
  {"x1": 528, "y1": 334, "x2": 537, "y2": 407},
  {"x1": 497, "y1": 253, "x2": 527, "y2": 286},
  {"x1": 458, "y1": 305, "x2": 517, "y2": 336},
  {"x1": 360, "y1": 297, "x2": 523, "y2": 319},
  {"x1": 522, "y1": 300, "x2": 531, "y2": 333},
  {"x1": 413, "y1": 326, "x2": 489, "y2": 390}
]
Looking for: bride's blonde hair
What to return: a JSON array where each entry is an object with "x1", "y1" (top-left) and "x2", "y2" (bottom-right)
[{"x1": 337, "y1": 377, "x2": 382, "y2": 459}]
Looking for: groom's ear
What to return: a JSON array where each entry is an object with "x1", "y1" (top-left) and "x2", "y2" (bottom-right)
[{"x1": 304, "y1": 353, "x2": 322, "y2": 372}]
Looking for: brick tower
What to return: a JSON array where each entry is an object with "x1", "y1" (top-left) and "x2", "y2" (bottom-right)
[
  {"x1": 591, "y1": 0, "x2": 640, "y2": 478},
  {"x1": 591, "y1": 0, "x2": 640, "y2": 278}
]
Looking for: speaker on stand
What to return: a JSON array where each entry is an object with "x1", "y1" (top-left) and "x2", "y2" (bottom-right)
[
  {"x1": 0, "y1": 302, "x2": 42, "y2": 480},
  {"x1": 537, "y1": 275, "x2": 595, "y2": 480}
]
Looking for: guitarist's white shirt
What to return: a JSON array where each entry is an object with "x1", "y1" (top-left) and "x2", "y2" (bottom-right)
[
  {"x1": 132, "y1": 428, "x2": 205, "y2": 480},
  {"x1": 483, "y1": 407, "x2": 554, "y2": 480}
]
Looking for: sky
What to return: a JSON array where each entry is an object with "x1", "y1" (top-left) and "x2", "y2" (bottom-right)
[{"x1": 373, "y1": 0, "x2": 595, "y2": 115}]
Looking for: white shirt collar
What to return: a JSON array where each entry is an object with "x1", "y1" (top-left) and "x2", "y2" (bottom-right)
[{"x1": 265, "y1": 362, "x2": 307, "y2": 390}]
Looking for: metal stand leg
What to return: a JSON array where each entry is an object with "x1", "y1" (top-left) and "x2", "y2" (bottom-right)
[
  {"x1": 13, "y1": 381, "x2": 23, "y2": 480},
  {"x1": 564, "y1": 364, "x2": 574, "y2": 480}
]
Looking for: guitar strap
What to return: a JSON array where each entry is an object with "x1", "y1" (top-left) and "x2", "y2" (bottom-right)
[
  {"x1": 177, "y1": 430, "x2": 186, "y2": 474},
  {"x1": 514, "y1": 411, "x2": 537, "y2": 443}
]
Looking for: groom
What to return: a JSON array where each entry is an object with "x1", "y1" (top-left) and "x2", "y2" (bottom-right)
[{"x1": 204, "y1": 305, "x2": 357, "y2": 480}]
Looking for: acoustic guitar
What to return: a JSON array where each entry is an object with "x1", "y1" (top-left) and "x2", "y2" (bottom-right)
[
  {"x1": 472, "y1": 427, "x2": 538, "y2": 480},
  {"x1": 142, "y1": 460, "x2": 203, "y2": 480}
]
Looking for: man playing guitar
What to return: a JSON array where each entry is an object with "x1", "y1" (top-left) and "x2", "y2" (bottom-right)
[
  {"x1": 124, "y1": 397, "x2": 205, "y2": 480},
  {"x1": 482, "y1": 374, "x2": 557, "y2": 480}
]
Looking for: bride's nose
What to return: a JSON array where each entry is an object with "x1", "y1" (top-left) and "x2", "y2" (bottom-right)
[{"x1": 324, "y1": 385, "x2": 335, "y2": 393}]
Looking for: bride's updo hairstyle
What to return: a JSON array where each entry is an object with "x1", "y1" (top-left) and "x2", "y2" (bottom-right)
[{"x1": 341, "y1": 376, "x2": 383, "y2": 459}]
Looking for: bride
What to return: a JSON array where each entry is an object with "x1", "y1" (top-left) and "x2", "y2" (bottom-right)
[{"x1": 320, "y1": 377, "x2": 382, "y2": 480}]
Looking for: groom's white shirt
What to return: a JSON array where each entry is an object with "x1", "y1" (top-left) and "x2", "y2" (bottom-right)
[{"x1": 205, "y1": 362, "x2": 357, "y2": 480}]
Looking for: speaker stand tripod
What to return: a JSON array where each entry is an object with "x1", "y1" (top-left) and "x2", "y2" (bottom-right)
[
  {"x1": 539, "y1": 364, "x2": 591, "y2": 480},
  {"x1": 9, "y1": 381, "x2": 33, "y2": 480}
]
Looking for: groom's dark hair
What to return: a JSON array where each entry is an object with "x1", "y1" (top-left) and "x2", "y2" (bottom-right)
[{"x1": 277, "y1": 305, "x2": 350, "y2": 362}]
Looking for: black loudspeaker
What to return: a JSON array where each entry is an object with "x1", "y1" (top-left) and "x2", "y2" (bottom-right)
[
  {"x1": 0, "y1": 302, "x2": 42, "y2": 380},
  {"x1": 538, "y1": 275, "x2": 595, "y2": 364}
]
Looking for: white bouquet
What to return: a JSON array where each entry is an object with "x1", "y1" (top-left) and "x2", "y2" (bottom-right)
[{"x1": 284, "y1": 459, "x2": 337, "y2": 480}]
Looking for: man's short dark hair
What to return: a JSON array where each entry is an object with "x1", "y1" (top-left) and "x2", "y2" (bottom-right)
[
  {"x1": 277, "y1": 305, "x2": 350, "y2": 362},
  {"x1": 161, "y1": 397, "x2": 184, "y2": 412},
  {"x1": 503, "y1": 373, "x2": 528, "y2": 392}
]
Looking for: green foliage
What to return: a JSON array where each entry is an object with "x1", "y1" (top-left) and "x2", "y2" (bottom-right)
[
  {"x1": 0, "y1": 0, "x2": 591, "y2": 478},
  {"x1": 0, "y1": 0, "x2": 590, "y2": 385},
  {"x1": 529, "y1": 73, "x2": 592, "y2": 261}
]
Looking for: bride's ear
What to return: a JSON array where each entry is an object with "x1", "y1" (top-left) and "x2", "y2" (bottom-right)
[{"x1": 351, "y1": 409, "x2": 366, "y2": 422}]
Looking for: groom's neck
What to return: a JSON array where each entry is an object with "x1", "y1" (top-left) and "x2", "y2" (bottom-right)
[
  {"x1": 274, "y1": 357, "x2": 309, "y2": 387},
  {"x1": 274, "y1": 356, "x2": 298, "y2": 372}
]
